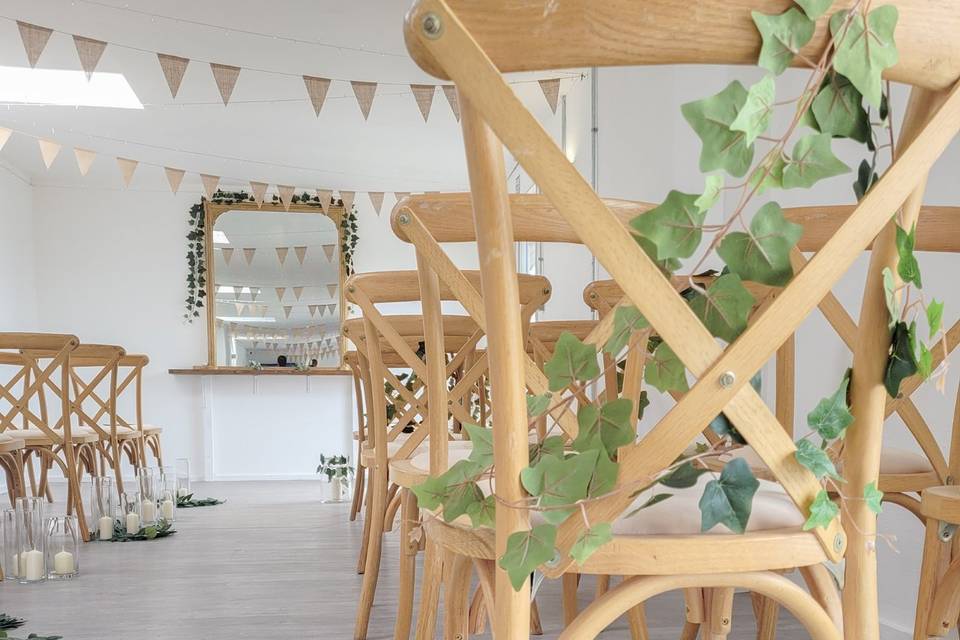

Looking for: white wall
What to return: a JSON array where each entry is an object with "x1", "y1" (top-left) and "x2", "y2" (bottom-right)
[{"x1": 0, "y1": 163, "x2": 37, "y2": 329}]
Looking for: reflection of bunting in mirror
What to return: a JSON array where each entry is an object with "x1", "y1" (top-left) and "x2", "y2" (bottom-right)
[
  {"x1": 294, "y1": 246, "x2": 307, "y2": 265},
  {"x1": 275, "y1": 287, "x2": 286, "y2": 301},
  {"x1": 322, "y1": 244, "x2": 336, "y2": 261},
  {"x1": 275, "y1": 247, "x2": 289, "y2": 266},
  {"x1": 242, "y1": 248, "x2": 256, "y2": 265},
  {"x1": 221, "y1": 247, "x2": 234, "y2": 265},
  {"x1": 293, "y1": 287, "x2": 304, "y2": 301},
  {"x1": 326, "y1": 304, "x2": 336, "y2": 316},
  {"x1": 326, "y1": 284, "x2": 337, "y2": 298},
  {"x1": 309, "y1": 305, "x2": 318, "y2": 318},
  {"x1": 283, "y1": 306, "x2": 292, "y2": 319}
]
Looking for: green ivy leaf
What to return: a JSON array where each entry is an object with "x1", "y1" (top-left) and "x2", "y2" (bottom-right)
[
  {"x1": 795, "y1": 439, "x2": 842, "y2": 481},
  {"x1": 687, "y1": 273, "x2": 756, "y2": 342},
  {"x1": 624, "y1": 492, "x2": 673, "y2": 518},
  {"x1": 853, "y1": 159, "x2": 880, "y2": 201},
  {"x1": 810, "y1": 75, "x2": 870, "y2": 142},
  {"x1": 804, "y1": 490, "x2": 840, "y2": 530},
  {"x1": 681, "y1": 81, "x2": 755, "y2": 178},
  {"x1": 529, "y1": 435, "x2": 566, "y2": 467},
  {"x1": 544, "y1": 332, "x2": 600, "y2": 391},
  {"x1": 830, "y1": 6, "x2": 899, "y2": 108},
  {"x1": 885, "y1": 321, "x2": 919, "y2": 397},
  {"x1": 806, "y1": 373, "x2": 854, "y2": 440},
  {"x1": 631, "y1": 191, "x2": 707, "y2": 260},
  {"x1": 795, "y1": 0, "x2": 833, "y2": 20},
  {"x1": 927, "y1": 299, "x2": 944, "y2": 338},
  {"x1": 717, "y1": 201, "x2": 803, "y2": 286},
  {"x1": 604, "y1": 306, "x2": 649, "y2": 355},
  {"x1": 659, "y1": 461, "x2": 709, "y2": 489},
  {"x1": 520, "y1": 450, "x2": 600, "y2": 524},
  {"x1": 882, "y1": 267, "x2": 900, "y2": 328},
  {"x1": 499, "y1": 524, "x2": 557, "y2": 591},
  {"x1": 748, "y1": 153, "x2": 786, "y2": 194},
  {"x1": 699, "y1": 458, "x2": 760, "y2": 533},
  {"x1": 526, "y1": 393, "x2": 552, "y2": 417},
  {"x1": 752, "y1": 9, "x2": 816, "y2": 75},
  {"x1": 586, "y1": 446, "x2": 620, "y2": 497},
  {"x1": 864, "y1": 481, "x2": 884, "y2": 514},
  {"x1": 573, "y1": 399, "x2": 636, "y2": 457},
  {"x1": 636, "y1": 235, "x2": 682, "y2": 274},
  {"x1": 466, "y1": 495, "x2": 496, "y2": 528},
  {"x1": 442, "y1": 480, "x2": 484, "y2": 523},
  {"x1": 895, "y1": 224, "x2": 922, "y2": 288},
  {"x1": 645, "y1": 342, "x2": 689, "y2": 393},
  {"x1": 782, "y1": 133, "x2": 850, "y2": 189},
  {"x1": 695, "y1": 174, "x2": 724, "y2": 212},
  {"x1": 411, "y1": 475, "x2": 448, "y2": 511},
  {"x1": 730, "y1": 75, "x2": 776, "y2": 146},
  {"x1": 569, "y1": 522, "x2": 614, "y2": 565},
  {"x1": 918, "y1": 342, "x2": 933, "y2": 380},
  {"x1": 464, "y1": 423, "x2": 495, "y2": 467}
]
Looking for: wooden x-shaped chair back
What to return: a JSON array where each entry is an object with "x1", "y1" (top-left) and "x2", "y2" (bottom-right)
[
  {"x1": 402, "y1": 4, "x2": 960, "y2": 607},
  {"x1": 51, "y1": 346, "x2": 127, "y2": 444}
]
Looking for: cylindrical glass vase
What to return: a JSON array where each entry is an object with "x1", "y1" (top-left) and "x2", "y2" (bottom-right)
[
  {"x1": 89, "y1": 476, "x2": 115, "y2": 541},
  {"x1": 136, "y1": 467, "x2": 158, "y2": 525},
  {"x1": 158, "y1": 471, "x2": 177, "y2": 523},
  {"x1": 15, "y1": 497, "x2": 45, "y2": 583},
  {"x1": 119, "y1": 492, "x2": 143, "y2": 536},
  {"x1": 175, "y1": 457, "x2": 191, "y2": 499},
  {"x1": 2, "y1": 508, "x2": 17, "y2": 581},
  {"x1": 45, "y1": 516, "x2": 79, "y2": 580}
]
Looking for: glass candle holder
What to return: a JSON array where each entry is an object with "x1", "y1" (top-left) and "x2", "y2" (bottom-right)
[
  {"x1": 14, "y1": 497, "x2": 45, "y2": 583},
  {"x1": 45, "y1": 516, "x2": 79, "y2": 580},
  {"x1": 136, "y1": 467, "x2": 158, "y2": 525},
  {"x1": 175, "y1": 457, "x2": 191, "y2": 499},
  {"x1": 88, "y1": 476, "x2": 115, "y2": 541},
  {"x1": 158, "y1": 471, "x2": 177, "y2": 523},
  {"x1": 119, "y1": 492, "x2": 143, "y2": 535},
  {"x1": 2, "y1": 508, "x2": 17, "y2": 581}
]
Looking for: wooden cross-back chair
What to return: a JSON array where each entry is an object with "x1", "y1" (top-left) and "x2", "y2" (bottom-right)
[
  {"x1": 344, "y1": 349, "x2": 368, "y2": 522},
  {"x1": 0, "y1": 333, "x2": 92, "y2": 541},
  {"x1": 102, "y1": 355, "x2": 163, "y2": 469},
  {"x1": 403, "y1": 1, "x2": 960, "y2": 638},
  {"x1": 0, "y1": 431, "x2": 24, "y2": 508}
]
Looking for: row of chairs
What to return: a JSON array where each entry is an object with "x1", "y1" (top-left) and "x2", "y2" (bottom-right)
[{"x1": 0, "y1": 333, "x2": 163, "y2": 540}]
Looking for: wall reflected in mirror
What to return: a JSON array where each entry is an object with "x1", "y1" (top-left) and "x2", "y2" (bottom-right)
[{"x1": 212, "y1": 210, "x2": 342, "y2": 368}]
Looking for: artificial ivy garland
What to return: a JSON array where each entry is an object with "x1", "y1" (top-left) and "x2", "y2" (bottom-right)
[
  {"x1": 413, "y1": 0, "x2": 949, "y2": 588},
  {"x1": 183, "y1": 190, "x2": 359, "y2": 321}
]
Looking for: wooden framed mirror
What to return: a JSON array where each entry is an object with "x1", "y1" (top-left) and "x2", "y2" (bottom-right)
[{"x1": 203, "y1": 198, "x2": 348, "y2": 371}]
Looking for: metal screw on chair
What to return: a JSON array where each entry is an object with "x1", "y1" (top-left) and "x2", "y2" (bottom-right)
[
  {"x1": 543, "y1": 287, "x2": 551, "y2": 295},
  {"x1": 718, "y1": 371, "x2": 736, "y2": 388},
  {"x1": 938, "y1": 521, "x2": 957, "y2": 542},
  {"x1": 348, "y1": 285, "x2": 355, "y2": 293},
  {"x1": 833, "y1": 533, "x2": 844, "y2": 553},
  {"x1": 421, "y1": 13, "x2": 443, "y2": 38},
  {"x1": 397, "y1": 212, "x2": 411, "y2": 225}
]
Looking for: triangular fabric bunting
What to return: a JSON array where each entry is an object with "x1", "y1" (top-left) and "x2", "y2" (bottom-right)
[
  {"x1": 210, "y1": 63, "x2": 241, "y2": 105},
  {"x1": 200, "y1": 174, "x2": 220, "y2": 199},
  {"x1": 394, "y1": 191, "x2": 410, "y2": 203},
  {"x1": 309, "y1": 305, "x2": 318, "y2": 318},
  {"x1": 294, "y1": 246, "x2": 307, "y2": 265},
  {"x1": 322, "y1": 244, "x2": 336, "y2": 261},
  {"x1": 538, "y1": 78, "x2": 561, "y2": 114},
  {"x1": 164, "y1": 167, "x2": 185, "y2": 193},
  {"x1": 410, "y1": 84, "x2": 436, "y2": 122},
  {"x1": 242, "y1": 248, "x2": 256, "y2": 265},
  {"x1": 368, "y1": 192, "x2": 385, "y2": 215},
  {"x1": 318, "y1": 305, "x2": 326, "y2": 318},
  {"x1": 326, "y1": 304, "x2": 336, "y2": 316},
  {"x1": 275, "y1": 247, "x2": 289, "y2": 266},
  {"x1": 234, "y1": 302, "x2": 244, "y2": 315},
  {"x1": 442, "y1": 86, "x2": 460, "y2": 121},
  {"x1": 275, "y1": 287, "x2": 286, "y2": 301},
  {"x1": 17, "y1": 22, "x2": 52, "y2": 68},
  {"x1": 73, "y1": 35, "x2": 107, "y2": 80},
  {"x1": 0, "y1": 128, "x2": 11, "y2": 151},
  {"x1": 326, "y1": 284, "x2": 337, "y2": 298},
  {"x1": 293, "y1": 286, "x2": 304, "y2": 301},
  {"x1": 74, "y1": 148, "x2": 96, "y2": 176},
  {"x1": 283, "y1": 306, "x2": 293, "y2": 319},
  {"x1": 234, "y1": 286, "x2": 246, "y2": 300},
  {"x1": 316, "y1": 189, "x2": 332, "y2": 215},
  {"x1": 250, "y1": 181, "x2": 268, "y2": 206},
  {"x1": 38, "y1": 139, "x2": 61, "y2": 169},
  {"x1": 250, "y1": 288, "x2": 259, "y2": 302},
  {"x1": 277, "y1": 184, "x2": 295, "y2": 211},
  {"x1": 221, "y1": 247, "x2": 234, "y2": 265},
  {"x1": 350, "y1": 81, "x2": 377, "y2": 120},
  {"x1": 302, "y1": 76, "x2": 331, "y2": 116},
  {"x1": 157, "y1": 54, "x2": 190, "y2": 99},
  {"x1": 116, "y1": 157, "x2": 138, "y2": 187},
  {"x1": 339, "y1": 190, "x2": 355, "y2": 211}
]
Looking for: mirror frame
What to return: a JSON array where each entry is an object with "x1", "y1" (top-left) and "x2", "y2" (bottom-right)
[{"x1": 202, "y1": 199, "x2": 347, "y2": 369}]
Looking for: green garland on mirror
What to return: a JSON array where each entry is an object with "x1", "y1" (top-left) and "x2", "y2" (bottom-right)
[{"x1": 183, "y1": 190, "x2": 360, "y2": 320}]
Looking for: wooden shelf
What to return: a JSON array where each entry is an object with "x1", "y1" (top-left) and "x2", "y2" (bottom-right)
[{"x1": 168, "y1": 366, "x2": 351, "y2": 377}]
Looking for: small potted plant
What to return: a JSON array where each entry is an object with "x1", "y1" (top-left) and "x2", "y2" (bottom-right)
[{"x1": 316, "y1": 454, "x2": 353, "y2": 503}]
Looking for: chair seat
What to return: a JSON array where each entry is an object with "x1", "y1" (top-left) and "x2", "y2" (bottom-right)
[
  {"x1": 921, "y1": 485, "x2": 960, "y2": 523},
  {"x1": 11, "y1": 427, "x2": 100, "y2": 444},
  {"x1": 100, "y1": 423, "x2": 162, "y2": 435},
  {"x1": 0, "y1": 433, "x2": 25, "y2": 451},
  {"x1": 725, "y1": 445, "x2": 933, "y2": 479}
]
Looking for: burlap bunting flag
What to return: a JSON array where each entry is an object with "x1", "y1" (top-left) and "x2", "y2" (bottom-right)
[
  {"x1": 410, "y1": 84, "x2": 436, "y2": 122},
  {"x1": 326, "y1": 304, "x2": 336, "y2": 316},
  {"x1": 157, "y1": 53, "x2": 190, "y2": 99},
  {"x1": 316, "y1": 189, "x2": 332, "y2": 215},
  {"x1": 293, "y1": 286, "x2": 304, "y2": 301},
  {"x1": 277, "y1": 184, "x2": 295, "y2": 211},
  {"x1": 17, "y1": 22, "x2": 52, "y2": 68},
  {"x1": 442, "y1": 86, "x2": 460, "y2": 121},
  {"x1": 210, "y1": 63, "x2": 241, "y2": 105},
  {"x1": 309, "y1": 305, "x2": 319, "y2": 318},
  {"x1": 283, "y1": 306, "x2": 293, "y2": 319},
  {"x1": 322, "y1": 244, "x2": 336, "y2": 261},
  {"x1": 0, "y1": 129, "x2": 11, "y2": 152},
  {"x1": 394, "y1": 191, "x2": 410, "y2": 203},
  {"x1": 250, "y1": 181, "x2": 268, "y2": 206},
  {"x1": 116, "y1": 157, "x2": 138, "y2": 187},
  {"x1": 368, "y1": 192, "x2": 385, "y2": 215},
  {"x1": 73, "y1": 35, "x2": 107, "y2": 80},
  {"x1": 74, "y1": 148, "x2": 96, "y2": 177},
  {"x1": 221, "y1": 247, "x2": 234, "y2": 265},
  {"x1": 339, "y1": 190, "x2": 355, "y2": 211},
  {"x1": 250, "y1": 288, "x2": 260, "y2": 302},
  {"x1": 294, "y1": 246, "x2": 307, "y2": 265},
  {"x1": 326, "y1": 284, "x2": 338, "y2": 298},
  {"x1": 200, "y1": 174, "x2": 220, "y2": 199},
  {"x1": 38, "y1": 139, "x2": 61, "y2": 169},
  {"x1": 350, "y1": 81, "x2": 377, "y2": 120},
  {"x1": 302, "y1": 76, "x2": 331, "y2": 117},
  {"x1": 242, "y1": 247, "x2": 256, "y2": 265},
  {"x1": 164, "y1": 167, "x2": 185, "y2": 194},
  {"x1": 539, "y1": 78, "x2": 561, "y2": 114},
  {"x1": 275, "y1": 247, "x2": 289, "y2": 266},
  {"x1": 275, "y1": 287, "x2": 286, "y2": 301}
]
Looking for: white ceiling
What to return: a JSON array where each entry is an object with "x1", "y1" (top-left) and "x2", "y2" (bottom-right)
[{"x1": 0, "y1": 0, "x2": 570, "y2": 195}]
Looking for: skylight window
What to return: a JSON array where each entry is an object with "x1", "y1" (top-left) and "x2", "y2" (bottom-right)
[{"x1": 0, "y1": 66, "x2": 143, "y2": 109}]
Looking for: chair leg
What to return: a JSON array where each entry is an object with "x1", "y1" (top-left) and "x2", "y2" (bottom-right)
[
  {"x1": 705, "y1": 588, "x2": 735, "y2": 640},
  {"x1": 393, "y1": 489, "x2": 418, "y2": 640},
  {"x1": 414, "y1": 539, "x2": 444, "y2": 640},
  {"x1": 356, "y1": 465, "x2": 375, "y2": 574},
  {"x1": 383, "y1": 484, "x2": 401, "y2": 532},
  {"x1": 752, "y1": 594, "x2": 780, "y2": 640},
  {"x1": 562, "y1": 572, "x2": 580, "y2": 625},
  {"x1": 596, "y1": 574, "x2": 611, "y2": 598},
  {"x1": 530, "y1": 598, "x2": 544, "y2": 635},
  {"x1": 468, "y1": 586, "x2": 486, "y2": 635},
  {"x1": 915, "y1": 517, "x2": 947, "y2": 640},
  {"x1": 443, "y1": 552, "x2": 472, "y2": 639},
  {"x1": 626, "y1": 601, "x2": 650, "y2": 640},
  {"x1": 350, "y1": 463, "x2": 365, "y2": 522},
  {"x1": 353, "y1": 461, "x2": 388, "y2": 639}
]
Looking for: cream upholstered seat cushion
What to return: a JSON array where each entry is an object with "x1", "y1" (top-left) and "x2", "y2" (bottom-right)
[
  {"x1": 12, "y1": 427, "x2": 100, "y2": 444},
  {"x1": 409, "y1": 443, "x2": 474, "y2": 473},
  {"x1": 727, "y1": 445, "x2": 933, "y2": 476},
  {"x1": 0, "y1": 432, "x2": 24, "y2": 449}
]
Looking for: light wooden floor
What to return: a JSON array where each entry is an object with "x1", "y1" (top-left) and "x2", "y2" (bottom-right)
[{"x1": 0, "y1": 481, "x2": 812, "y2": 639}]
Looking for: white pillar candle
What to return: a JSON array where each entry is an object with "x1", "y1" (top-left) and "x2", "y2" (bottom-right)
[
  {"x1": 141, "y1": 500, "x2": 156, "y2": 523},
  {"x1": 176, "y1": 487, "x2": 188, "y2": 498},
  {"x1": 53, "y1": 550, "x2": 74, "y2": 575},
  {"x1": 161, "y1": 499, "x2": 175, "y2": 521},
  {"x1": 10, "y1": 552, "x2": 20, "y2": 578},
  {"x1": 98, "y1": 516, "x2": 114, "y2": 540},
  {"x1": 125, "y1": 512, "x2": 140, "y2": 534},
  {"x1": 24, "y1": 549, "x2": 44, "y2": 581}
]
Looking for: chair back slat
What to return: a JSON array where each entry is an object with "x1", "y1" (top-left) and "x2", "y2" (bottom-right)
[
  {"x1": 347, "y1": 269, "x2": 550, "y2": 307},
  {"x1": 405, "y1": 0, "x2": 960, "y2": 92},
  {"x1": 787, "y1": 205, "x2": 960, "y2": 252}
]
